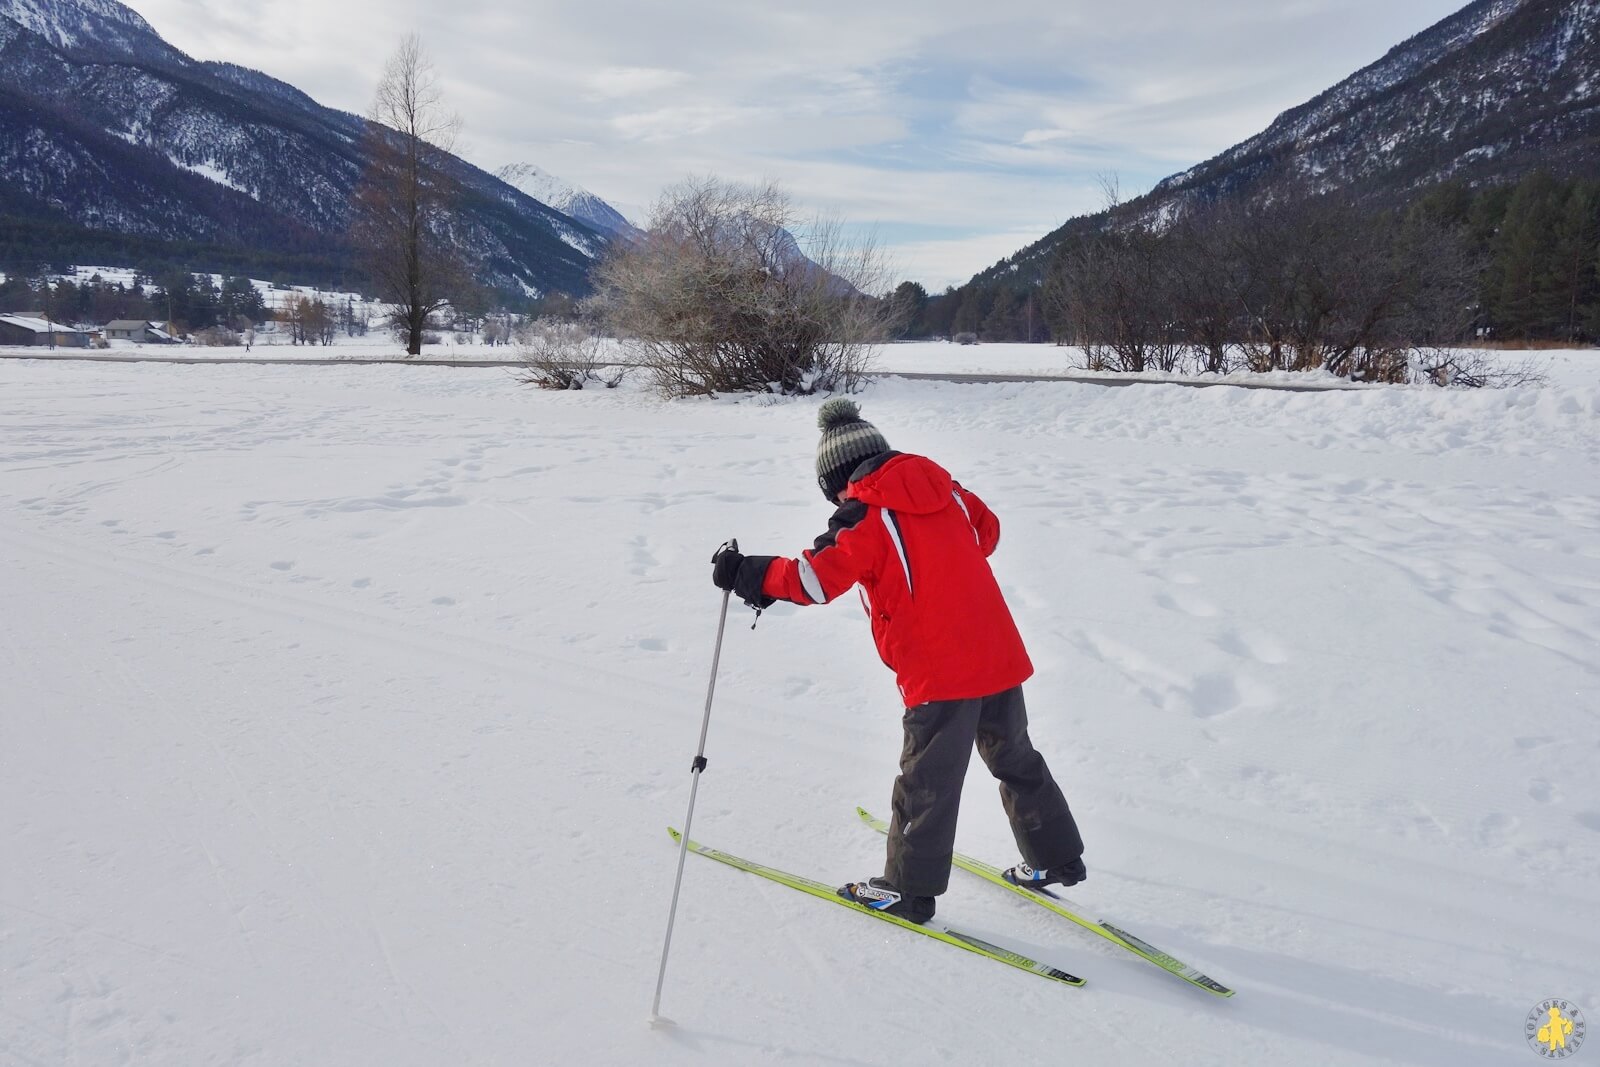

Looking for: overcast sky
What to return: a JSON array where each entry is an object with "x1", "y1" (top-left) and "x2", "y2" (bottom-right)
[{"x1": 123, "y1": 0, "x2": 1467, "y2": 289}]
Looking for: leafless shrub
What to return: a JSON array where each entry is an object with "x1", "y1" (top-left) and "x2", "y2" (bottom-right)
[
  {"x1": 591, "y1": 176, "x2": 892, "y2": 397},
  {"x1": 1056, "y1": 227, "x2": 1185, "y2": 373},
  {"x1": 193, "y1": 326, "x2": 242, "y2": 347},
  {"x1": 515, "y1": 321, "x2": 627, "y2": 389},
  {"x1": 1413, "y1": 350, "x2": 1548, "y2": 388},
  {"x1": 954, "y1": 332, "x2": 979, "y2": 346},
  {"x1": 1168, "y1": 213, "x2": 1244, "y2": 374},
  {"x1": 1049, "y1": 195, "x2": 1480, "y2": 385},
  {"x1": 482, "y1": 318, "x2": 513, "y2": 347}
]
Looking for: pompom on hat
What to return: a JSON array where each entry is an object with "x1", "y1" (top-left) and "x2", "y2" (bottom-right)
[{"x1": 815, "y1": 398, "x2": 890, "y2": 502}]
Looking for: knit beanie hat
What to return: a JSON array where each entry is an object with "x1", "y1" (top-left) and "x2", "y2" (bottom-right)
[{"x1": 815, "y1": 398, "x2": 890, "y2": 502}]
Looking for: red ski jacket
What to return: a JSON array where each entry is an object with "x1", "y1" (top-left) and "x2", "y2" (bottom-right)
[{"x1": 760, "y1": 452, "x2": 1034, "y2": 708}]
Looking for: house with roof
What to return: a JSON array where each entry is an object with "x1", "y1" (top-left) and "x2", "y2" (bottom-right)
[
  {"x1": 105, "y1": 319, "x2": 178, "y2": 343},
  {"x1": 0, "y1": 315, "x2": 91, "y2": 348}
]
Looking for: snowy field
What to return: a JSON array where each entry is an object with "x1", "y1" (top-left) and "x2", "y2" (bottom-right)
[
  {"x1": 2, "y1": 357, "x2": 1598, "y2": 1065},
  {"x1": 3, "y1": 334, "x2": 1594, "y2": 389}
]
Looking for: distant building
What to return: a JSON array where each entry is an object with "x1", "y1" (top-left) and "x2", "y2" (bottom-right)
[
  {"x1": 0, "y1": 315, "x2": 91, "y2": 348},
  {"x1": 105, "y1": 320, "x2": 177, "y2": 344}
]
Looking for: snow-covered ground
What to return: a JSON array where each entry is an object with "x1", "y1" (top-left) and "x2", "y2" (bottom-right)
[
  {"x1": 4, "y1": 335, "x2": 1595, "y2": 391},
  {"x1": 2, "y1": 359, "x2": 1598, "y2": 1065}
]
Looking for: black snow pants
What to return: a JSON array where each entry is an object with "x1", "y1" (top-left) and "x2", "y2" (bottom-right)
[{"x1": 884, "y1": 685, "x2": 1083, "y2": 897}]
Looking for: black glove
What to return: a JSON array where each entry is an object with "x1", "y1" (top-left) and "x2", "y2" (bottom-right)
[
  {"x1": 711, "y1": 545, "x2": 745, "y2": 592},
  {"x1": 711, "y1": 544, "x2": 777, "y2": 609}
]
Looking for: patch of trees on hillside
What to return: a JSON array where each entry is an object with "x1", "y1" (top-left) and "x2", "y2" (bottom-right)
[
  {"x1": 0, "y1": 271, "x2": 267, "y2": 333},
  {"x1": 1411, "y1": 172, "x2": 1600, "y2": 342},
  {"x1": 910, "y1": 171, "x2": 1600, "y2": 348}
]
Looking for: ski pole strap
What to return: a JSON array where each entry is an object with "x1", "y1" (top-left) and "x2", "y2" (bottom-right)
[{"x1": 692, "y1": 755, "x2": 708, "y2": 773}]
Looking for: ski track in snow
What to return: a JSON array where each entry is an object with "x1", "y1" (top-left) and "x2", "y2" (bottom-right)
[{"x1": 1, "y1": 359, "x2": 1598, "y2": 1065}]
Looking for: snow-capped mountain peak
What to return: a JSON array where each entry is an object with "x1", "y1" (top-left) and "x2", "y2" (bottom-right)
[
  {"x1": 0, "y1": 0, "x2": 179, "y2": 61},
  {"x1": 495, "y1": 163, "x2": 640, "y2": 241}
]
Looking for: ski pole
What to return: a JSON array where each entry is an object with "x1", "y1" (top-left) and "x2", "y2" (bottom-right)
[{"x1": 649, "y1": 539, "x2": 737, "y2": 1027}]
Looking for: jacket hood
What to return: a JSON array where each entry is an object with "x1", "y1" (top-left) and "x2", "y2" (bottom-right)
[{"x1": 845, "y1": 453, "x2": 954, "y2": 515}]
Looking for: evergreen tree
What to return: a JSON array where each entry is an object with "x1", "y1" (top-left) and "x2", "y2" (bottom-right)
[
  {"x1": 1468, "y1": 184, "x2": 1514, "y2": 255},
  {"x1": 1411, "y1": 180, "x2": 1473, "y2": 231},
  {"x1": 887, "y1": 281, "x2": 929, "y2": 339},
  {"x1": 219, "y1": 276, "x2": 267, "y2": 326},
  {"x1": 1589, "y1": 238, "x2": 1600, "y2": 340},
  {"x1": 921, "y1": 287, "x2": 959, "y2": 339},
  {"x1": 1487, "y1": 172, "x2": 1563, "y2": 338},
  {"x1": 1550, "y1": 182, "x2": 1600, "y2": 341},
  {"x1": 951, "y1": 287, "x2": 986, "y2": 337}
]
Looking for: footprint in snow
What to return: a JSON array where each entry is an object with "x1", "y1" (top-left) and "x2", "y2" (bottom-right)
[
  {"x1": 1186, "y1": 671, "x2": 1275, "y2": 719},
  {"x1": 628, "y1": 536, "x2": 660, "y2": 577},
  {"x1": 1476, "y1": 812, "x2": 1520, "y2": 846},
  {"x1": 1214, "y1": 628, "x2": 1289, "y2": 665},
  {"x1": 1187, "y1": 672, "x2": 1243, "y2": 719},
  {"x1": 270, "y1": 561, "x2": 294, "y2": 571},
  {"x1": 1155, "y1": 590, "x2": 1220, "y2": 619}
]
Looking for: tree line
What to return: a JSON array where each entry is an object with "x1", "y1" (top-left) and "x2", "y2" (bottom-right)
[
  {"x1": 1411, "y1": 171, "x2": 1600, "y2": 343},
  {"x1": 893, "y1": 171, "x2": 1600, "y2": 350},
  {"x1": 0, "y1": 271, "x2": 266, "y2": 330},
  {"x1": 0, "y1": 269, "x2": 386, "y2": 346}
]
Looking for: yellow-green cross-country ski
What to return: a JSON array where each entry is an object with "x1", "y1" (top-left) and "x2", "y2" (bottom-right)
[
  {"x1": 855, "y1": 808, "x2": 1235, "y2": 997},
  {"x1": 666, "y1": 828, "x2": 1084, "y2": 988}
]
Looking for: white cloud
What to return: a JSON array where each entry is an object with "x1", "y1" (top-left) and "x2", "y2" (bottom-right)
[
  {"x1": 585, "y1": 66, "x2": 690, "y2": 100},
  {"x1": 120, "y1": 0, "x2": 1468, "y2": 287}
]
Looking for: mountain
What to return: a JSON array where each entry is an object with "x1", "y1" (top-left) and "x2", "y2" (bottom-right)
[
  {"x1": 973, "y1": 0, "x2": 1600, "y2": 287},
  {"x1": 496, "y1": 163, "x2": 642, "y2": 243},
  {"x1": 0, "y1": 0, "x2": 178, "y2": 61},
  {"x1": 0, "y1": 0, "x2": 604, "y2": 295}
]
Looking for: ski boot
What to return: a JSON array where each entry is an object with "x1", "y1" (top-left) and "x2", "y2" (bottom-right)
[
  {"x1": 1002, "y1": 857, "x2": 1086, "y2": 892},
  {"x1": 837, "y1": 877, "x2": 935, "y2": 924}
]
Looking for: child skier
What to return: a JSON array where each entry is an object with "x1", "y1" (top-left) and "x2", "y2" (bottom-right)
[{"x1": 711, "y1": 398, "x2": 1085, "y2": 924}]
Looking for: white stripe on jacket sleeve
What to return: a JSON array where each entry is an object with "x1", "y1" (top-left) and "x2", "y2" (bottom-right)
[
  {"x1": 951, "y1": 489, "x2": 979, "y2": 543},
  {"x1": 797, "y1": 556, "x2": 828, "y2": 604}
]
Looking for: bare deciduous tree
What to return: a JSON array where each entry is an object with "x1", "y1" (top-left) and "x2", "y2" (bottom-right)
[
  {"x1": 1054, "y1": 227, "x2": 1184, "y2": 373},
  {"x1": 279, "y1": 295, "x2": 336, "y2": 346},
  {"x1": 351, "y1": 34, "x2": 468, "y2": 357},
  {"x1": 591, "y1": 176, "x2": 893, "y2": 397}
]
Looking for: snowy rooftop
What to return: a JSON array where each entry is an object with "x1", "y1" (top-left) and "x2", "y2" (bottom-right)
[{"x1": 0, "y1": 315, "x2": 62, "y2": 332}]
